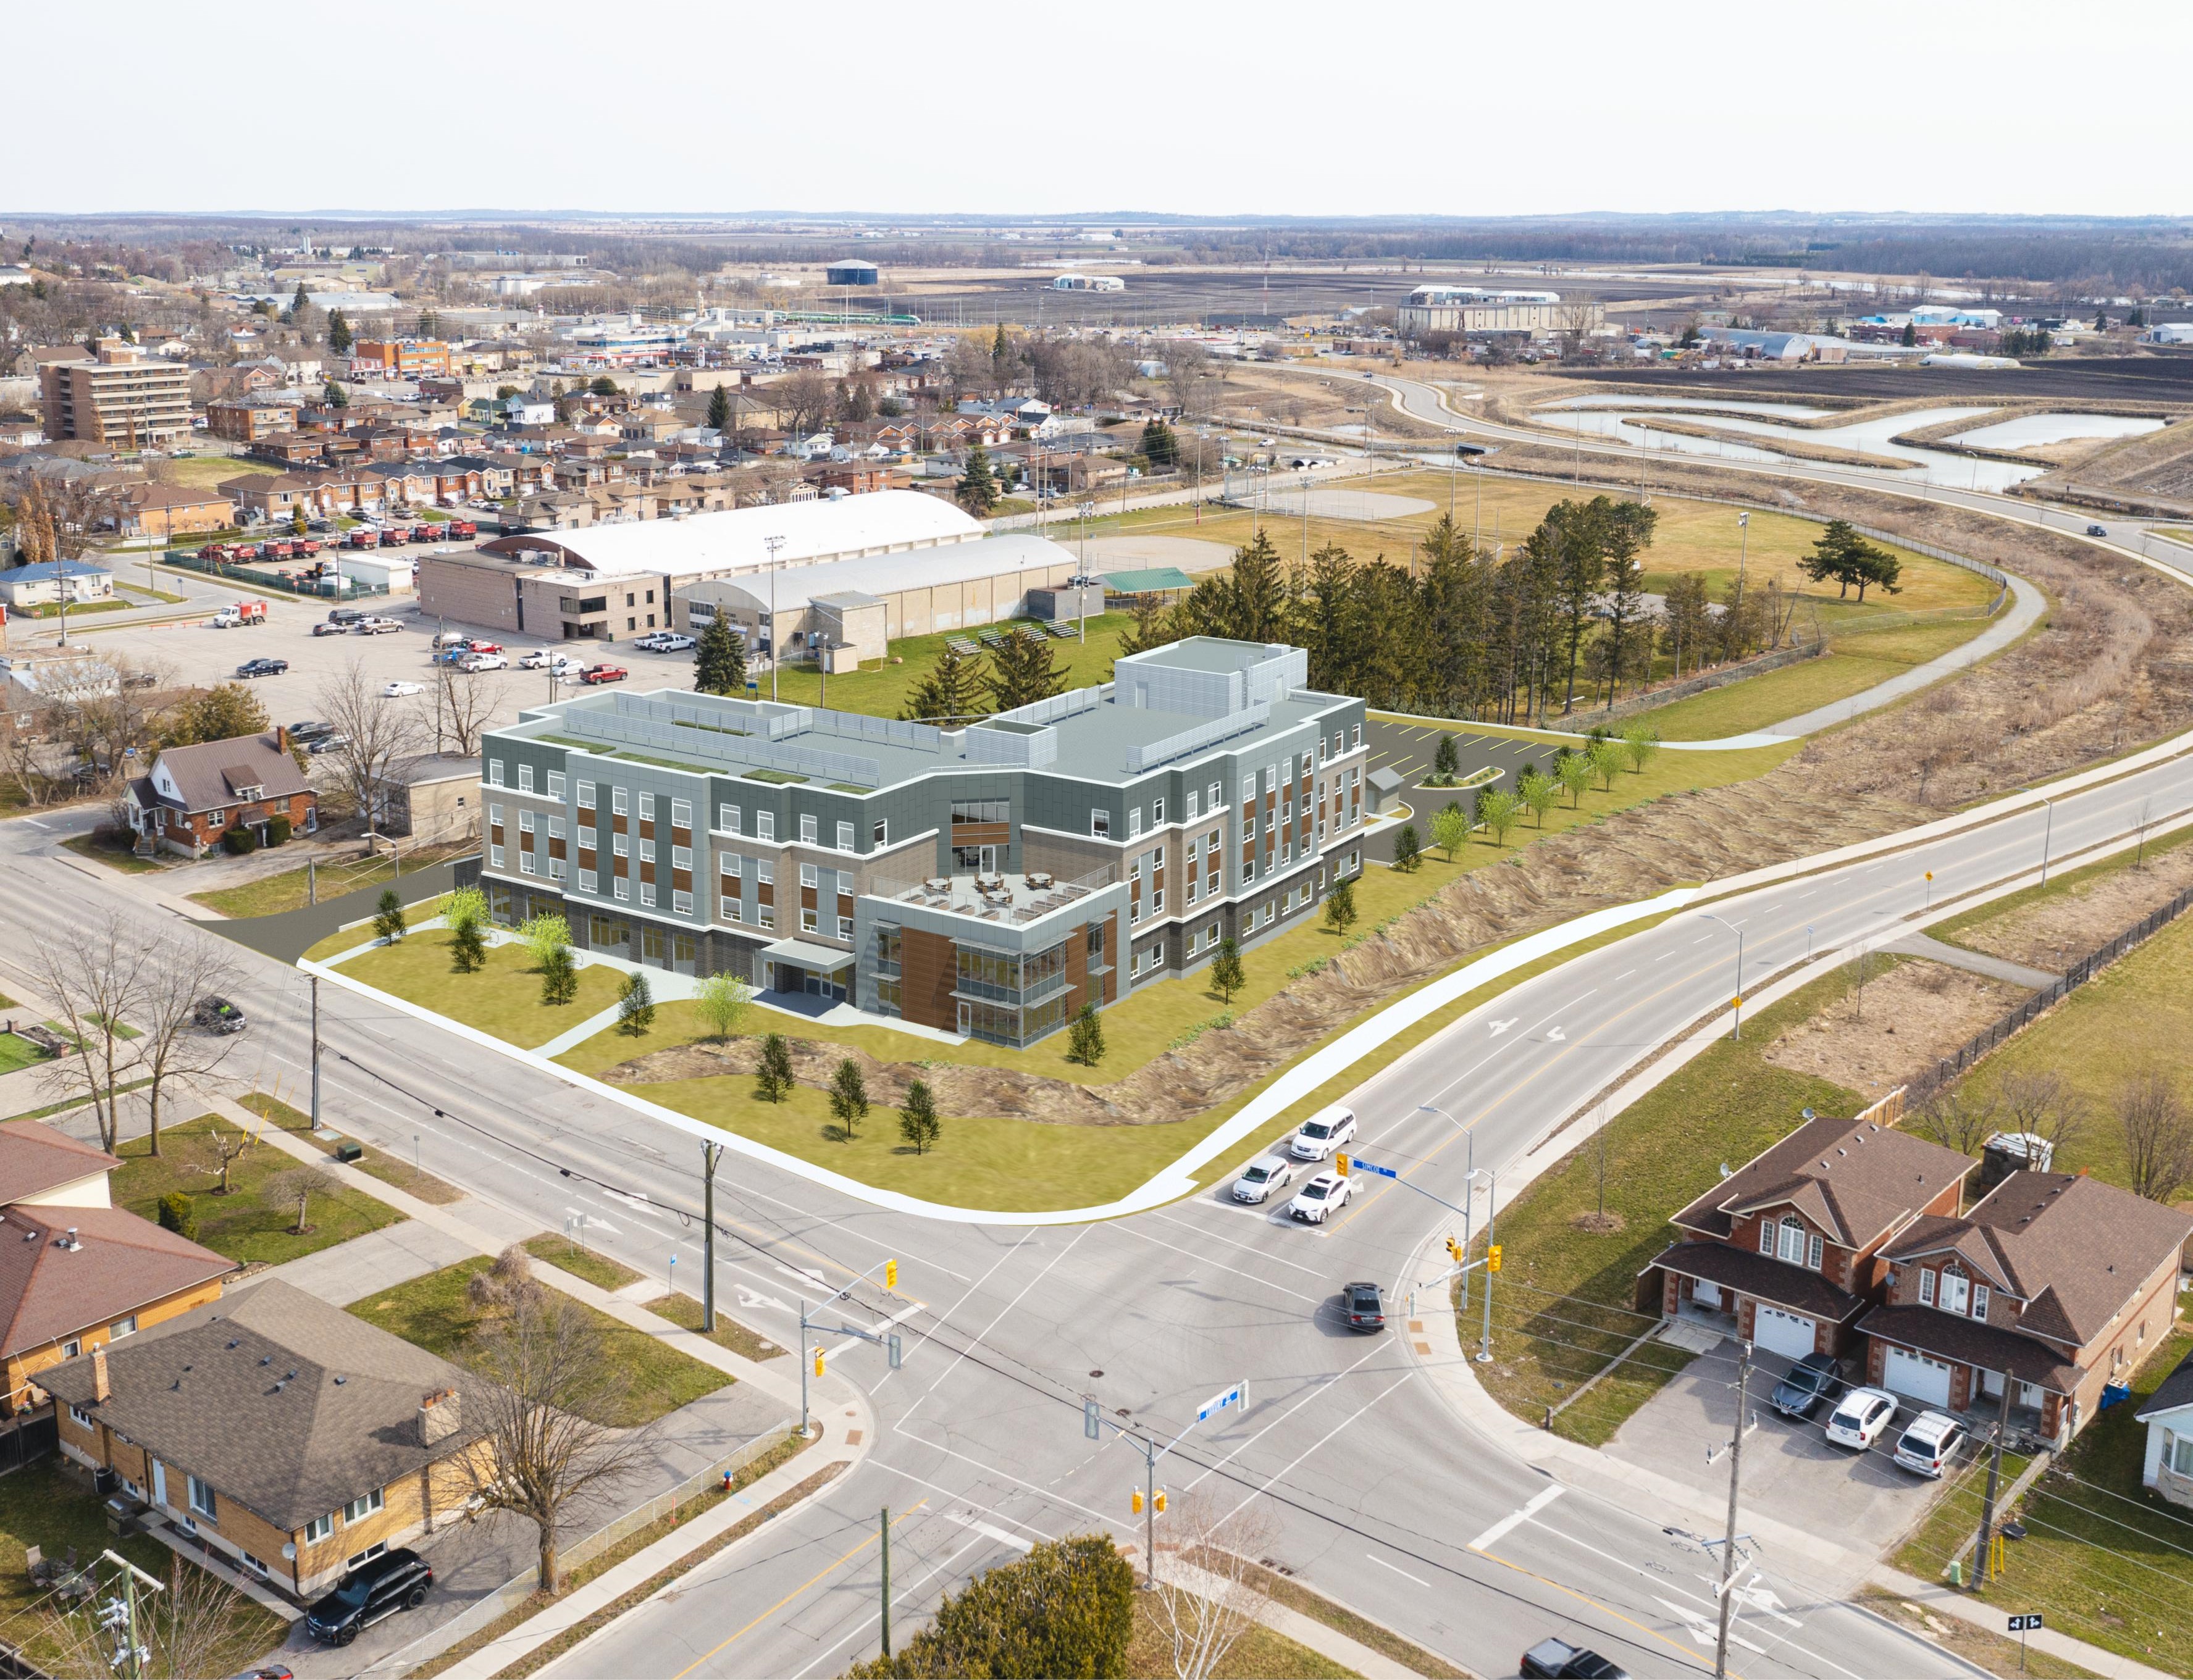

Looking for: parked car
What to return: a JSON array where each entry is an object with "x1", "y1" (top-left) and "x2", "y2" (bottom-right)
[
  {"x1": 463, "y1": 641, "x2": 503, "y2": 656},
  {"x1": 2086, "y1": 524, "x2": 2108, "y2": 537},
  {"x1": 1231, "y1": 1155, "x2": 1294, "y2": 1205},
  {"x1": 1892, "y1": 1411, "x2": 1966, "y2": 1479},
  {"x1": 1289, "y1": 1105, "x2": 1357, "y2": 1163},
  {"x1": 311, "y1": 621, "x2": 349, "y2": 637},
  {"x1": 328, "y1": 608, "x2": 364, "y2": 625},
  {"x1": 304, "y1": 1548, "x2": 433, "y2": 1647},
  {"x1": 458, "y1": 651, "x2": 508, "y2": 671},
  {"x1": 631, "y1": 632, "x2": 674, "y2": 651},
  {"x1": 430, "y1": 630, "x2": 471, "y2": 649},
  {"x1": 1520, "y1": 1636, "x2": 1629, "y2": 1678},
  {"x1": 382, "y1": 680, "x2": 425, "y2": 698},
  {"x1": 650, "y1": 633, "x2": 695, "y2": 652},
  {"x1": 1770, "y1": 1351, "x2": 1841, "y2": 1420},
  {"x1": 234, "y1": 658, "x2": 288, "y2": 678},
  {"x1": 1824, "y1": 1387, "x2": 1899, "y2": 1451},
  {"x1": 579, "y1": 663, "x2": 627, "y2": 685},
  {"x1": 1341, "y1": 1281, "x2": 1385, "y2": 1332},
  {"x1": 353, "y1": 617, "x2": 402, "y2": 635},
  {"x1": 307, "y1": 733, "x2": 350, "y2": 756},
  {"x1": 1286, "y1": 1171, "x2": 1352, "y2": 1224},
  {"x1": 287, "y1": 720, "x2": 333, "y2": 743},
  {"x1": 193, "y1": 997, "x2": 246, "y2": 1034},
  {"x1": 122, "y1": 671, "x2": 157, "y2": 690}
]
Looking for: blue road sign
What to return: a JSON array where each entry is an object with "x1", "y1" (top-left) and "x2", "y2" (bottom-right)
[{"x1": 1349, "y1": 1158, "x2": 1399, "y2": 1179}]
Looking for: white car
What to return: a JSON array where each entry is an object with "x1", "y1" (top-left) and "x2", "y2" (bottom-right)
[
  {"x1": 381, "y1": 680, "x2": 424, "y2": 697},
  {"x1": 1892, "y1": 1411, "x2": 1966, "y2": 1479},
  {"x1": 650, "y1": 633, "x2": 695, "y2": 653},
  {"x1": 1231, "y1": 1156, "x2": 1295, "y2": 1205},
  {"x1": 458, "y1": 652, "x2": 508, "y2": 671},
  {"x1": 1286, "y1": 1172, "x2": 1352, "y2": 1224},
  {"x1": 519, "y1": 648, "x2": 568, "y2": 669},
  {"x1": 1289, "y1": 1105, "x2": 1357, "y2": 1163},
  {"x1": 1824, "y1": 1387, "x2": 1899, "y2": 1451}
]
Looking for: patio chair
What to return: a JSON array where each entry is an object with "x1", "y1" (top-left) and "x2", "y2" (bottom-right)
[{"x1": 23, "y1": 1545, "x2": 42, "y2": 1582}]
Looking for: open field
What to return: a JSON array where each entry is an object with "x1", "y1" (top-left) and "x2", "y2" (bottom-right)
[
  {"x1": 164, "y1": 456, "x2": 280, "y2": 488},
  {"x1": 349, "y1": 1256, "x2": 729, "y2": 1427},
  {"x1": 189, "y1": 842, "x2": 474, "y2": 918}
]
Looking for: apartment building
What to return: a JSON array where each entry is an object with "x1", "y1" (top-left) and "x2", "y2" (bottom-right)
[
  {"x1": 475, "y1": 638, "x2": 1369, "y2": 1047},
  {"x1": 37, "y1": 340, "x2": 193, "y2": 446},
  {"x1": 353, "y1": 338, "x2": 454, "y2": 379}
]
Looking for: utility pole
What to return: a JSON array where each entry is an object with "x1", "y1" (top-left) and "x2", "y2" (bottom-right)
[
  {"x1": 799, "y1": 1294, "x2": 810, "y2": 1436},
  {"x1": 879, "y1": 1507, "x2": 892, "y2": 1659},
  {"x1": 2040, "y1": 800, "x2": 2055, "y2": 884},
  {"x1": 1737, "y1": 511, "x2": 1750, "y2": 600},
  {"x1": 309, "y1": 972, "x2": 322, "y2": 1132},
  {"x1": 1713, "y1": 1340, "x2": 1753, "y2": 1680},
  {"x1": 1474, "y1": 1164, "x2": 1498, "y2": 1363},
  {"x1": 765, "y1": 534, "x2": 785, "y2": 701},
  {"x1": 1973, "y1": 1377, "x2": 2013, "y2": 1592},
  {"x1": 701, "y1": 1141, "x2": 721, "y2": 1332},
  {"x1": 308, "y1": 856, "x2": 317, "y2": 907}
]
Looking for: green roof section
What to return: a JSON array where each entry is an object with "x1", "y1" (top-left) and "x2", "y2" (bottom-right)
[{"x1": 1102, "y1": 567, "x2": 1196, "y2": 595}]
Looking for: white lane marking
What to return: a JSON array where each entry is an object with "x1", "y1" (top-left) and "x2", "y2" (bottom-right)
[
  {"x1": 1215, "y1": 1371, "x2": 1416, "y2": 1532},
  {"x1": 1690, "y1": 935, "x2": 1711, "y2": 945},
  {"x1": 941, "y1": 1511, "x2": 1036, "y2": 1553},
  {"x1": 1467, "y1": 1484, "x2": 1564, "y2": 1552},
  {"x1": 1178, "y1": 1339, "x2": 1391, "y2": 1496},
  {"x1": 1544, "y1": 1026, "x2": 1566, "y2": 1042},
  {"x1": 1656, "y1": 1597, "x2": 1767, "y2": 1656},
  {"x1": 22, "y1": 819, "x2": 46, "y2": 830},
  {"x1": 1614, "y1": 969, "x2": 1635, "y2": 981},
  {"x1": 1365, "y1": 1552, "x2": 1431, "y2": 1589},
  {"x1": 1111, "y1": 1224, "x2": 1322, "y2": 1303},
  {"x1": 1487, "y1": 1018, "x2": 1518, "y2": 1036}
]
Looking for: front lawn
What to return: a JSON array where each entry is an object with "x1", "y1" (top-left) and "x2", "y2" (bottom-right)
[
  {"x1": 189, "y1": 843, "x2": 475, "y2": 919},
  {"x1": 0, "y1": 1462, "x2": 285, "y2": 1677},
  {"x1": 1465, "y1": 969, "x2": 1864, "y2": 1445},
  {"x1": 349, "y1": 1258, "x2": 729, "y2": 1427},
  {"x1": 1892, "y1": 1329, "x2": 2193, "y2": 1678},
  {"x1": 238, "y1": 1090, "x2": 465, "y2": 1205},
  {"x1": 643, "y1": 1292, "x2": 783, "y2": 1364},
  {"x1": 340, "y1": 930, "x2": 625, "y2": 1049},
  {"x1": 0, "y1": 1032, "x2": 53, "y2": 1076},
  {"x1": 113, "y1": 1113, "x2": 404, "y2": 1265},
  {"x1": 523, "y1": 1234, "x2": 640, "y2": 1292},
  {"x1": 61, "y1": 832, "x2": 169, "y2": 874}
]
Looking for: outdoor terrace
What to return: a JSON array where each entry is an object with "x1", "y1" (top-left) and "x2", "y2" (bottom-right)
[{"x1": 875, "y1": 863, "x2": 1115, "y2": 927}]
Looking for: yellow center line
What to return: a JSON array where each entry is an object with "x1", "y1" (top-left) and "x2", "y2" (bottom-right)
[
  {"x1": 669, "y1": 1499, "x2": 929, "y2": 1680},
  {"x1": 1471, "y1": 1544, "x2": 1738, "y2": 1678}
]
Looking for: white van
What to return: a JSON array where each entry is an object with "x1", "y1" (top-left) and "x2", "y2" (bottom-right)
[{"x1": 1289, "y1": 1105, "x2": 1358, "y2": 1163}]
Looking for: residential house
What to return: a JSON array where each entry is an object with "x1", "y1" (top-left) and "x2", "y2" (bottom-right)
[
  {"x1": 126, "y1": 729, "x2": 316, "y2": 856},
  {"x1": 116, "y1": 482, "x2": 237, "y2": 538},
  {"x1": 1645, "y1": 1093, "x2": 1977, "y2": 1361},
  {"x1": 0, "y1": 560, "x2": 117, "y2": 609},
  {"x1": 2136, "y1": 1348, "x2": 2193, "y2": 1509},
  {"x1": 220, "y1": 472, "x2": 320, "y2": 520},
  {"x1": 811, "y1": 462, "x2": 910, "y2": 496},
  {"x1": 0, "y1": 1118, "x2": 232, "y2": 1453},
  {"x1": 248, "y1": 433, "x2": 332, "y2": 469},
  {"x1": 1858, "y1": 1171, "x2": 2193, "y2": 1442},
  {"x1": 47, "y1": 1279, "x2": 495, "y2": 1600}
]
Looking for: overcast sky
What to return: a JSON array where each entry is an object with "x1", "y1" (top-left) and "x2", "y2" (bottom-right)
[{"x1": 9, "y1": 0, "x2": 2189, "y2": 220}]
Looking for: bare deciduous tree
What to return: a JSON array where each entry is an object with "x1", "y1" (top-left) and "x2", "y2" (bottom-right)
[
  {"x1": 1997, "y1": 1068, "x2": 2086, "y2": 1163},
  {"x1": 33, "y1": 910, "x2": 152, "y2": 1153},
  {"x1": 134, "y1": 932, "x2": 242, "y2": 1156},
  {"x1": 1144, "y1": 1490, "x2": 1278, "y2": 1680},
  {"x1": 776, "y1": 368, "x2": 835, "y2": 435},
  {"x1": 434, "y1": 666, "x2": 504, "y2": 758},
  {"x1": 1913, "y1": 1085, "x2": 2001, "y2": 1160},
  {"x1": 316, "y1": 658, "x2": 424, "y2": 830},
  {"x1": 266, "y1": 1164, "x2": 340, "y2": 1234},
  {"x1": 40, "y1": 1551, "x2": 262, "y2": 1680},
  {"x1": 453, "y1": 1287, "x2": 649, "y2": 1594},
  {"x1": 2116, "y1": 1070, "x2": 2193, "y2": 1203}
]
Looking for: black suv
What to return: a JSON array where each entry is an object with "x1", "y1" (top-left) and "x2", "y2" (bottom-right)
[
  {"x1": 1520, "y1": 1636, "x2": 1629, "y2": 1678},
  {"x1": 1341, "y1": 1281, "x2": 1385, "y2": 1332},
  {"x1": 305, "y1": 1548, "x2": 433, "y2": 1645},
  {"x1": 193, "y1": 997, "x2": 246, "y2": 1034}
]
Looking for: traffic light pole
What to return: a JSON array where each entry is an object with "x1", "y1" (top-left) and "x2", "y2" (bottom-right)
[
  {"x1": 1084, "y1": 1381, "x2": 1244, "y2": 1589},
  {"x1": 800, "y1": 1275, "x2": 906, "y2": 1439}
]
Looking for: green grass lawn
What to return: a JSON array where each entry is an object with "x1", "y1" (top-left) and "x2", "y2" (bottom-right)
[
  {"x1": 237, "y1": 1090, "x2": 466, "y2": 1205},
  {"x1": 350, "y1": 1258, "x2": 729, "y2": 1427},
  {"x1": 1467, "y1": 969, "x2": 1865, "y2": 1445},
  {"x1": 166, "y1": 456, "x2": 280, "y2": 488},
  {"x1": 738, "y1": 612, "x2": 1136, "y2": 721},
  {"x1": 1126, "y1": 1614, "x2": 1358, "y2": 1680},
  {"x1": 303, "y1": 893, "x2": 455, "y2": 963},
  {"x1": 644, "y1": 1292, "x2": 785, "y2": 1364},
  {"x1": 0, "y1": 1033, "x2": 52, "y2": 1076},
  {"x1": 114, "y1": 1113, "x2": 404, "y2": 1266},
  {"x1": 1893, "y1": 1329, "x2": 2193, "y2": 1676},
  {"x1": 0, "y1": 1462, "x2": 285, "y2": 1678},
  {"x1": 523, "y1": 1234, "x2": 641, "y2": 1292},
  {"x1": 340, "y1": 930, "x2": 625, "y2": 1049},
  {"x1": 189, "y1": 845, "x2": 472, "y2": 919},
  {"x1": 59, "y1": 832, "x2": 168, "y2": 875}
]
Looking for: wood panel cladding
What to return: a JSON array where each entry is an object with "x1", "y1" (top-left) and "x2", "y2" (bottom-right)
[{"x1": 900, "y1": 927, "x2": 957, "y2": 1032}]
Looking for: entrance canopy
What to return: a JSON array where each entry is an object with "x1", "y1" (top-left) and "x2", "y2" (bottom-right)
[{"x1": 759, "y1": 937, "x2": 856, "y2": 972}]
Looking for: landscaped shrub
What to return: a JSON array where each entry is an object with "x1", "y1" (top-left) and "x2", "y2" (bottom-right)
[
  {"x1": 264, "y1": 814, "x2": 292, "y2": 846},
  {"x1": 845, "y1": 1534, "x2": 1133, "y2": 1678},
  {"x1": 222, "y1": 826, "x2": 257, "y2": 855},
  {"x1": 156, "y1": 1192, "x2": 196, "y2": 1240}
]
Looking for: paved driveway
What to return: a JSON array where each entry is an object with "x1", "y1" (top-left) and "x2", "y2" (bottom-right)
[{"x1": 1605, "y1": 1335, "x2": 1958, "y2": 1556}]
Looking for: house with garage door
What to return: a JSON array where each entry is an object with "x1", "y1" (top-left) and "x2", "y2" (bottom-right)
[
  {"x1": 1857, "y1": 1170, "x2": 2192, "y2": 1445},
  {"x1": 1643, "y1": 1091, "x2": 1979, "y2": 1362}
]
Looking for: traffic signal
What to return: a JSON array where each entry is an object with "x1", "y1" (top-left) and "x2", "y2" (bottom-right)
[
  {"x1": 1131, "y1": 1489, "x2": 1144, "y2": 1515},
  {"x1": 1155, "y1": 1489, "x2": 1167, "y2": 1515},
  {"x1": 1335, "y1": 1152, "x2": 1349, "y2": 1176},
  {"x1": 1488, "y1": 1244, "x2": 1504, "y2": 1274},
  {"x1": 813, "y1": 1347, "x2": 826, "y2": 1377},
  {"x1": 1446, "y1": 1235, "x2": 1463, "y2": 1264},
  {"x1": 884, "y1": 1258, "x2": 899, "y2": 1291}
]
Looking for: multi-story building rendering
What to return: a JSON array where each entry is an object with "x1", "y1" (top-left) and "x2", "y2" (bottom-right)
[
  {"x1": 474, "y1": 637, "x2": 1369, "y2": 1047},
  {"x1": 37, "y1": 340, "x2": 193, "y2": 446}
]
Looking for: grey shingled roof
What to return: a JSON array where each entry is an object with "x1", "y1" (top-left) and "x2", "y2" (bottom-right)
[
  {"x1": 41, "y1": 1278, "x2": 487, "y2": 1533},
  {"x1": 147, "y1": 732, "x2": 309, "y2": 816}
]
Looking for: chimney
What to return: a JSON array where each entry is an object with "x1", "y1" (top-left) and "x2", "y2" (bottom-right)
[
  {"x1": 275, "y1": 724, "x2": 288, "y2": 753},
  {"x1": 91, "y1": 1346, "x2": 110, "y2": 1404},
  {"x1": 416, "y1": 1387, "x2": 460, "y2": 1447}
]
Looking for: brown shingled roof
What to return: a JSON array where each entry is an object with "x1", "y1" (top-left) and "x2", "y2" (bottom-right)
[
  {"x1": 0, "y1": 1120, "x2": 120, "y2": 1206},
  {"x1": 0, "y1": 1203, "x2": 231, "y2": 1362},
  {"x1": 1672, "y1": 1112, "x2": 1977, "y2": 1249}
]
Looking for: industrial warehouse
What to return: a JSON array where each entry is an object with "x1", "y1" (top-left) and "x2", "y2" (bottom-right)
[{"x1": 414, "y1": 491, "x2": 1087, "y2": 651}]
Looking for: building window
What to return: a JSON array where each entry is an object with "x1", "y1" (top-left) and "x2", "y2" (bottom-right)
[
  {"x1": 639, "y1": 838, "x2": 655, "y2": 864},
  {"x1": 488, "y1": 760, "x2": 505, "y2": 787},
  {"x1": 1128, "y1": 807, "x2": 1143, "y2": 839},
  {"x1": 1942, "y1": 1272, "x2": 1970, "y2": 1315},
  {"x1": 1352, "y1": 723, "x2": 1361, "y2": 748},
  {"x1": 1808, "y1": 1232, "x2": 1823, "y2": 1270},
  {"x1": 1186, "y1": 790, "x2": 1199, "y2": 820},
  {"x1": 1919, "y1": 1268, "x2": 1936, "y2": 1305},
  {"x1": 577, "y1": 781, "x2": 595, "y2": 809},
  {"x1": 719, "y1": 804, "x2": 740, "y2": 835},
  {"x1": 304, "y1": 1514, "x2": 333, "y2": 1545},
  {"x1": 800, "y1": 863, "x2": 818, "y2": 888},
  {"x1": 109, "y1": 1316, "x2": 137, "y2": 1340},
  {"x1": 1209, "y1": 781, "x2": 1222, "y2": 811},
  {"x1": 548, "y1": 816, "x2": 565, "y2": 840},
  {"x1": 801, "y1": 907, "x2": 818, "y2": 933},
  {"x1": 1972, "y1": 1284, "x2": 1990, "y2": 1320},
  {"x1": 613, "y1": 877, "x2": 629, "y2": 901},
  {"x1": 1776, "y1": 1219, "x2": 1807, "y2": 1265},
  {"x1": 518, "y1": 765, "x2": 534, "y2": 793},
  {"x1": 639, "y1": 792, "x2": 655, "y2": 821},
  {"x1": 613, "y1": 787, "x2": 628, "y2": 815},
  {"x1": 490, "y1": 845, "x2": 505, "y2": 869},
  {"x1": 519, "y1": 811, "x2": 535, "y2": 835},
  {"x1": 800, "y1": 814, "x2": 818, "y2": 843},
  {"x1": 724, "y1": 895, "x2": 743, "y2": 923},
  {"x1": 721, "y1": 855, "x2": 742, "y2": 880},
  {"x1": 640, "y1": 884, "x2": 656, "y2": 908},
  {"x1": 873, "y1": 819, "x2": 889, "y2": 848},
  {"x1": 579, "y1": 869, "x2": 598, "y2": 893},
  {"x1": 1091, "y1": 809, "x2": 1110, "y2": 838},
  {"x1": 757, "y1": 811, "x2": 776, "y2": 842},
  {"x1": 548, "y1": 771, "x2": 566, "y2": 799},
  {"x1": 757, "y1": 861, "x2": 773, "y2": 885},
  {"x1": 837, "y1": 821, "x2": 854, "y2": 851},
  {"x1": 1264, "y1": 766, "x2": 1277, "y2": 793},
  {"x1": 671, "y1": 798, "x2": 692, "y2": 829},
  {"x1": 67, "y1": 1403, "x2": 93, "y2": 1430},
  {"x1": 613, "y1": 833, "x2": 629, "y2": 856},
  {"x1": 674, "y1": 890, "x2": 693, "y2": 915},
  {"x1": 343, "y1": 1489, "x2": 385, "y2": 1524},
  {"x1": 346, "y1": 1542, "x2": 387, "y2": 1570},
  {"x1": 520, "y1": 852, "x2": 537, "y2": 876},
  {"x1": 1151, "y1": 797, "x2": 1165, "y2": 825},
  {"x1": 673, "y1": 845, "x2": 691, "y2": 869},
  {"x1": 187, "y1": 1476, "x2": 217, "y2": 1520},
  {"x1": 757, "y1": 903, "x2": 774, "y2": 930},
  {"x1": 548, "y1": 856, "x2": 566, "y2": 882}
]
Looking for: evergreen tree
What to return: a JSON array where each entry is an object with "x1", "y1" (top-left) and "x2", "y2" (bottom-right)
[
  {"x1": 1323, "y1": 876, "x2": 1357, "y2": 933},
  {"x1": 693, "y1": 614, "x2": 748, "y2": 695},
  {"x1": 1432, "y1": 733, "x2": 1460, "y2": 781},
  {"x1": 450, "y1": 919, "x2": 487, "y2": 973},
  {"x1": 291, "y1": 503, "x2": 309, "y2": 537},
  {"x1": 989, "y1": 322, "x2": 1014, "y2": 388},
  {"x1": 374, "y1": 888, "x2": 407, "y2": 943},
  {"x1": 956, "y1": 441, "x2": 1000, "y2": 515},
  {"x1": 1109, "y1": 595, "x2": 1175, "y2": 671},
  {"x1": 323, "y1": 380, "x2": 348, "y2": 408},
  {"x1": 1210, "y1": 938, "x2": 1244, "y2": 1003},
  {"x1": 901, "y1": 642, "x2": 987, "y2": 722},
  {"x1": 984, "y1": 629, "x2": 1065, "y2": 713},
  {"x1": 1180, "y1": 529, "x2": 1286, "y2": 643},
  {"x1": 1392, "y1": 822, "x2": 1422, "y2": 872},
  {"x1": 899, "y1": 1080, "x2": 942, "y2": 1153},
  {"x1": 706, "y1": 383, "x2": 732, "y2": 433},
  {"x1": 1066, "y1": 1002, "x2": 1106, "y2": 1066},
  {"x1": 539, "y1": 945, "x2": 578, "y2": 1006},
  {"x1": 617, "y1": 971, "x2": 656, "y2": 1037},
  {"x1": 327, "y1": 309, "x2": 352, "y2": 354},
  {"x1": 1901, "y1": 320, "x2": 1918, "y2": 346},
  {"x1": 828, "y1": 1058, "x2": 869, "y2": 1141},
  {"x1": 756, "y1": 1032, "x2": 794, "y2": 1102},
  {"x1": 289, "y1": 280, "x2": 309, "y2": 319},
  {"x1": 1138, "y1": 419, "x2": 1180, "y2": 468}
]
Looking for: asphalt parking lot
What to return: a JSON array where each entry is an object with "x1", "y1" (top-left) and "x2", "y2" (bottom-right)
[{"x1": 1359, "y1": 716, "x2": 1562, "y2": 861}]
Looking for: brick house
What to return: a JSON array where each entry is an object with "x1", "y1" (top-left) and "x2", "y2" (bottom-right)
[
  {"x1": 116, "y1": 483, "x2": 237, "y2": 538},
  {"x1": 1858, "y1": 1171, "x2": 2193, "y2": 1443},
  {"x1": 0, "y1": 1120, "x2": 232, "y2": 1449},
  {"x1": 46, "y1": 1279, "x2": 495, "y2": 1601},
  {"x1": 1643, "y1": 1092, "x2": 1977, "y2": 1361},
  {"x1": 125, "y1": 729, "x2": 316, "y2": 857}
]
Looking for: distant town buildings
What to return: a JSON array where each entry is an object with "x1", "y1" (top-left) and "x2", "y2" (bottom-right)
[{"x1": 37, "y1": 340, "x2": 193, "y2": 446}]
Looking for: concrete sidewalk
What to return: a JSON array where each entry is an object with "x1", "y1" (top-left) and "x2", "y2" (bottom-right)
[
  {"x1": 1889, "y1": 930, "x2": 2059, "y2": 990},
  {"x1": 1869, "y1": 1564, "x2": 2181, "y2": 1680}
]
